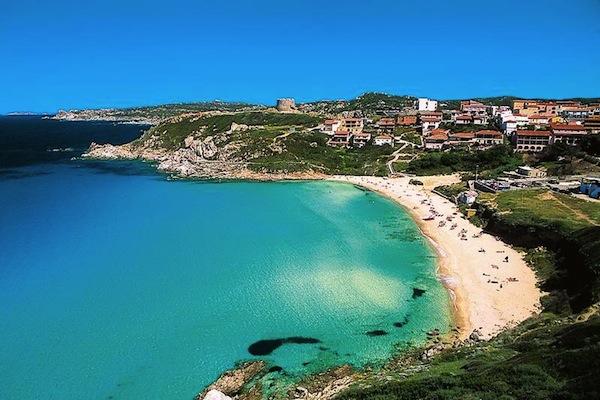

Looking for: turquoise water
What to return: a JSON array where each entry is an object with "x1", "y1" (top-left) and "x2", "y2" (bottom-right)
[{"x1": 0, "y1": 162, "x2": 451, "y2": 400}]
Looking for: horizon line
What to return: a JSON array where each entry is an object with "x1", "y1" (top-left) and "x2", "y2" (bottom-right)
[{"x1": 3, "y1": 91, "x2": 600, "y2": 115}]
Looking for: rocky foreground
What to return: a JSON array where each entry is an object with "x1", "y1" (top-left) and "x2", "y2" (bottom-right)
[{"x1": 192, "y1": 329, "x2": 487, "y2": 400}]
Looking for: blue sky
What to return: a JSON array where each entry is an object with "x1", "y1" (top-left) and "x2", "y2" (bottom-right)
[{"x1": 1, "y1": 0, "x2": 600, "y2": 113}]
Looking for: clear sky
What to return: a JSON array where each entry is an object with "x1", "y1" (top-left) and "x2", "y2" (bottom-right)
[{"x1": 2, "y1": 0, "x2": 600, "y2": 113}]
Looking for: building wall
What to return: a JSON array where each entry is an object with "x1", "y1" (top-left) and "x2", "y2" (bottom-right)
[{"x1": 418, "y1": 98, "x2": 438, "y2": 111}]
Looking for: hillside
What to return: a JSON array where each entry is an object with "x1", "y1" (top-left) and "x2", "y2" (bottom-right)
[
  {"x1": 299, "y1": 92, "x2": 416, "y2": 115},
  {"x1": 84, "y1": 111, "x2": 396, "y2": 178},
  {"x1": 53, "y1": 101, "x2": 263, "y2": 124}
]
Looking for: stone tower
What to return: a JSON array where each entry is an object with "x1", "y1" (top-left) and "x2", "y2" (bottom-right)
[{"x1": 276, "y1": 98, "x2": 296, "y2": 112}]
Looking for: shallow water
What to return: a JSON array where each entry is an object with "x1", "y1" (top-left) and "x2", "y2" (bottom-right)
[{"x1": 0, "y1": 119, "x2": 451, "y2": 400}]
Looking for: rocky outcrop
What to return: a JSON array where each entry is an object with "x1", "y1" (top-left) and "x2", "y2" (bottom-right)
[
  {"x1": 195, "y1": 361, "x2": 267, "y2": 400},
  {"x1": 83, "y1": 142, "x2": 136, "y2": 160},
  {"x1": 202, "y1": 390, "x2": 232, "y2": 400},
  {"x1": 184, "y1": 135, "x2": 219, "y2": 159}
]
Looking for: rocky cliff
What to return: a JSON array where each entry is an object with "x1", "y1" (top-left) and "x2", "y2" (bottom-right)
[{"x1": 82, "y1": 111, "x2": 328, "y2": 180}]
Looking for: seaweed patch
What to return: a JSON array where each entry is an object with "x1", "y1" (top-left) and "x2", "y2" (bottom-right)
[
  {"x1": 412, "y1": 288, "x2": 426, "y2": 299},
  {"x1": 248, "y1": 337, "x2": 321, "y2": 356},
  {"x1": 393, "y1": 316, "x2": 409, "y2": 328},
  {"x1": 365, "y1": 330, "x2": 388, "y2": 336}
]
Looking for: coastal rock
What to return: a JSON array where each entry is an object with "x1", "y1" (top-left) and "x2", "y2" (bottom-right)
[
  {"x1": 82, "y1": 142, "x2": 136, "y2": 160},
  {"x1": 184, "y1": 135, "x2": 219, "y2": 159},
  {"x1": 202, "y1": 390, "x2": 232, "y2": 400},
  {"x1": 469, "y1": 329, "x2": 482, "y2": 342},
  {"x1": 195, "y1": 361, "x2": 266, "y2": 400},
  {"x1": 200, "y1": 137, "x2": 218, "y2": 159}
]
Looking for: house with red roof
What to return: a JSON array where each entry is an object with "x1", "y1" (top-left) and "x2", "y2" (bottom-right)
[
  {"x1": 327, "y1": 130, "x2": 353, "y2": 148},
  {"x1": 377, "y1": 118, "x2": 396, "y2": 133},
  {"x1": 420, "y1": 114, "x2": 442, "y2": 132},
  {"x1": 474, "y1": 130, "x2": 503, "y2": 146},
  {"x1": 455, "y1": 114, "x2": 473, "y2": 125},
  {"x1": 396, "y1": 114, "x2": 417, "y2": 126},
  {"x1": 528, "y1": 114, "x2": 552, "y2": 127},
  {"x1": 514, "y1": 130, "x2": 551, "y2": 152},
  {"x1": 341, "y1": 118, "x2": 364, "y2": 134},
  {"x1": 460, "y1": 100, "x2": 488, "y2": 116},
  {"x1": 424, "y1": 129, "x2": 450, "y2": 150},
  {"x1": 550, "y1": 123, "x2": 588, "y2": 145},
  {"x1": 352, "y1": 132, "x2": 372, "y2": 148}
]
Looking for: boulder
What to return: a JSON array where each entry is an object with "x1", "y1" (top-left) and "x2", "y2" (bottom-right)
[
  {"x1": 202, "y1": 390, "x2": 232, "y2": 400},
  {"x1": 195, "y1": 361, "x2": 266, "y2": 400}
]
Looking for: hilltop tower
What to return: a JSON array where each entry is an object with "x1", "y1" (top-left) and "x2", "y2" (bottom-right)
[{"x1": 276, "y1": 98, "x2": 296, "y2": 112}]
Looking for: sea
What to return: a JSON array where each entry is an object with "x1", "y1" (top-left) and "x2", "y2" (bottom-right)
[{"x1": 0, "y1": 116, "x2": 452, "y2": 400}]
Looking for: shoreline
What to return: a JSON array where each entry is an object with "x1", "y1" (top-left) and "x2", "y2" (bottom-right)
[
  {"x1": 84, "y1": 145, "x2": 541, "y2": 340},
  {"x1": 329, "y1": 175, "x2": 542, "y2": 341},
  {"x1": 336, "y1": 177, "x2": 470, "y2": 339}
]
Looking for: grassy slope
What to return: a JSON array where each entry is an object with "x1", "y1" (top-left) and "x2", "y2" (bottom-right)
[
  {"x1": 479, "y1": 189, "x2": 600, "y2": 233},
  {"x1": 136, "y1": 111, "x2": 395, "y2": 176},
  {"x1": 406, "y1": 145, "x2": 522, "y2": 177},
  {"x1": 339, "y1": 314, "x2": 600, "y2": 400}
]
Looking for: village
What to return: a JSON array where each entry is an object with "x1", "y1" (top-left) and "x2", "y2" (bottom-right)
[
  {"x1": 294, "y1": 96, "x2": 600, "y2": 200},
  {"x1": 313, "y1": 97, "x2": 600, "y2": 152}
]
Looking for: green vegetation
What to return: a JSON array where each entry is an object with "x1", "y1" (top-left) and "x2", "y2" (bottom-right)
[
  {"x1": 396, "y1": 129, "x2": 421, "y2": 146},
  {"x1": 479, "y1": 189, "x2": 600, "y2": 233},
  {"x1": 346, "y1": 92, "x2": 415, "y2": 111},
  {"x1": 434, "y1": 182, "x2": 467, "y2": 199},
  {"x1": 438, "y1": 96, "x2": 519, "y2": 110},
  {"x1": 438, "y1": 122, "x2": 500, "y2": 133},
  {"x1": 138, "y1": 111, "x2": 322, "y2": 150},
  {"x1": 137, "y1": 111, "x2": 395, "y2": 175},
  {"x1": 339, "y1": 313, "x2": 600, "y2": 400},
  {"x1": 406, "y1": 145, "x2": 522, "y2": 177},
  {"x1": 249, "y1": 132, "x2": 394, "y2": 176},
  {"x1": 300, "y1": 92, "x2": 415, "y2": 114},
  {"x1": 533, "y1": 142, "x2": 600, "y2": 176}
]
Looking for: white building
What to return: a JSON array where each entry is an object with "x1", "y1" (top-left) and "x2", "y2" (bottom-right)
[
  {"x1": 417, "y1": 98, "x2": 438, "y2": 112},
  {"x1": 501, "y1": 119, "x2": 518, "y2": 135},
  {"x1": 322, "y1": 119, "x2": 341, "y2": 135},
  {"x1": 374, "y1": 135, "x2": 394, "y2": 146},
  {"x1": 499, "y1": 111, "x2": 529, "y2": 135}
]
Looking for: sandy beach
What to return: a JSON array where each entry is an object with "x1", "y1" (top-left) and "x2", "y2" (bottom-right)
[{"x1": 330, "y1": 174, "x2": 542, "y2": 340}]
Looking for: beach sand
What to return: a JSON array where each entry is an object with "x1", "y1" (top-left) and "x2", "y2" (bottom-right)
[{"x1": 330, "y1": 175, "x2": 542, "y2": 340}]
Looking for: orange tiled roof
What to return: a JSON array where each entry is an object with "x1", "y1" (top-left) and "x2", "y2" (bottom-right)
[
  {"x1": 450, "y1": 131, "x2": 475, "y2": 139},
  {"x1": 551, "y1": 123, "x2": 586, "y2": 131},
  {"x1": 516, "y1": 130, "x2": 551, "y2": 137}
]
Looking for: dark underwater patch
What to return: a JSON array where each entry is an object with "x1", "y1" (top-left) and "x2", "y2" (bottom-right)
[
  {"x1": 247, "y1": 336, "x2": 321, "y2": 356},
  {"x1": 366, "y1": 330, "x2": 388, "y2": 337},
  {"x1": 0, "y1": 168, "x2": 51, "y2": 181},
  {"x1": 268, "y1": 366, "x2": 283, "y2": 373},
  {"x1": 412, "y1": 288, "x2": 426, "y2": 299},
  {"x1": 393, "y1": 316, "x2": 409, "y2": 328}
]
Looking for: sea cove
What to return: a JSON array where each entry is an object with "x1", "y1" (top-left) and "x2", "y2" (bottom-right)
[{"x1": 0, "y1": 161, "x2": 451, "y2": 400}]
